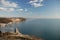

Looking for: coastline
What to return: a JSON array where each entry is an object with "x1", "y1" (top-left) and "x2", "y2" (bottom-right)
[{"x1": 0, "y1": 17, "x2": 42, "y2": 40}]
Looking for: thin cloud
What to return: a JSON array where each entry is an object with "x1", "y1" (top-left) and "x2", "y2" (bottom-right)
[
  {"x1": 7, "y1": 8, "x2": 15, "y2": 12},
  {"x1": 0, "y1": 7, "x2": 7, "y2": 11},
  {"x1": 0, "y1": 7, "x2": 4, "y2": 11},
  {"x1": 29, "y1": 0, "x2": 43, "y2": 7},
  {"x1": 18, "y1": 9, "x2": 24, "y2": 13},
  {"x1": 0, "y1": 0, "x2": 18, "y2": 8},
  {"x1": 0, "y1": 0, "x2": 26, "y2": 12}
]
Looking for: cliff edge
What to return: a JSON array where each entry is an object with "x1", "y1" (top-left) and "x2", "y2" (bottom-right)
[{"x1": 0, "y1": 17, "x2": 43, "y2": 40}]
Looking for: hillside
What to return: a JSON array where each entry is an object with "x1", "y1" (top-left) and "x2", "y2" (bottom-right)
[{"x1": 0, "y1": 17, "x2": 26, "y2": 24}]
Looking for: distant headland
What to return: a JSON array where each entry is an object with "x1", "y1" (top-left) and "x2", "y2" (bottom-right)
[{"x1": 0, "y1": 17, "x2": 26, "y2": 24}]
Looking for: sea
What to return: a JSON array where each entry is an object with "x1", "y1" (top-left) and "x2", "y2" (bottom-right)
[
  {"x1": 1, "y1": 19, "x2": 60, "y2": 40},
  {"x1": 18, "y1": 19, "x2": 60, "y2": 40}
]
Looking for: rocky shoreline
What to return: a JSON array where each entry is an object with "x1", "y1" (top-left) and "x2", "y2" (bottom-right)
[
  {"x1": 0, "y1": 29, "x2": 32, "y2": 40},
  {"x1": 0, "y1": 17, "x2": 42, "y2": 40},
  {"x1": 0, "y1": 32, "x2": 42, "y2": 40}
]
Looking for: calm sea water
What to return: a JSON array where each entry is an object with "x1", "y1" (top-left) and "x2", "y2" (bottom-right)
[{"x1": 18, "y1": 19, "x2": 60, "y2": 40}]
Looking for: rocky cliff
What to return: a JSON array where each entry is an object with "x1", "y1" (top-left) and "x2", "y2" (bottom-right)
[
  {"x1": 0, "y1": 17, "x2": 26, "y2": 24},
  {"x1": 0, "y1": 17, "x2": 42, "y2": 40}
]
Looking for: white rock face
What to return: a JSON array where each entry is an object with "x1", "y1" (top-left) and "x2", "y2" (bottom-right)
[
  {"x1": 15, "y1": 28, "x2": 22, "y2": 34},
  {"x1": 0, "y1": 22, "x2": 17, "y2": 33},
  {"x1": 0, "y1": 23, "x2": 7, "y2": 28}
]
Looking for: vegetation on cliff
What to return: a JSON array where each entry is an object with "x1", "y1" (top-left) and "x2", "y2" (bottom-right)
[
  {"x1": 0, "y1": 17, "x2": 26, "y2": 24},
  {"x1": 0, "y1": 17, "x2": 42, "y2": 40}
]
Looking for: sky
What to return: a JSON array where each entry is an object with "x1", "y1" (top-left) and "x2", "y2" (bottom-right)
[{"x1": 0, "y1": 0, "x2": 60, "y2": 18}]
